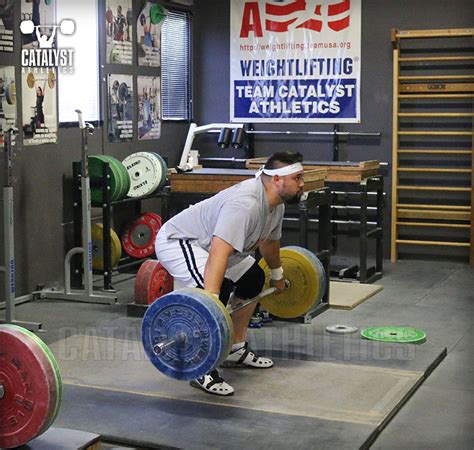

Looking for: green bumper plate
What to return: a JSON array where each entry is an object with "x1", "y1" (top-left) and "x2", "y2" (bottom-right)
[{"x1": 361, "y1": 326, "x2": 426, "y2": 344}]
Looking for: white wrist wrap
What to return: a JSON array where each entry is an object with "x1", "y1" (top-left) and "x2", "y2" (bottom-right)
[{"x1": 270, "y1": 267, "x2": 284, "y2": 280}]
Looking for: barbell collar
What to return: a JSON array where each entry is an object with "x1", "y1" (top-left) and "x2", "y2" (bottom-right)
[
  {"x1": 0, "y1": 383, "x2": 4, "y2": 399},
  {"x1": 153, "y1": 332, "x2": 187, "y2": 356}
]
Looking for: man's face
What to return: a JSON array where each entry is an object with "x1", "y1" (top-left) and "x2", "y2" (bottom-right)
[{"x1": 277, "y1": 170, "x2": 305, "y2": 204}]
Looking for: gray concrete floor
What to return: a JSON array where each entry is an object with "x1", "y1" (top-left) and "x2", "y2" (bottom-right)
[{"x1": 3, "y1": 260, "x2": 474, "y2": 449}]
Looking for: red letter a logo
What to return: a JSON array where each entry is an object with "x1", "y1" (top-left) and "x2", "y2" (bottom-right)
[{"x1": 240, "y1": 2, "x2": 263, "y2": 38}]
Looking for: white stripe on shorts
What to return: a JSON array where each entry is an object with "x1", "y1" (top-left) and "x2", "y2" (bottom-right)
[{"x1": 155, "y1": 228, "x2": 255, "y2": 290}]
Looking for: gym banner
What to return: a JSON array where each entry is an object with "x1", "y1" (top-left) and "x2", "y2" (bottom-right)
[{"x1": 230, "y1": 0, "x2": 361, "y2": 123}]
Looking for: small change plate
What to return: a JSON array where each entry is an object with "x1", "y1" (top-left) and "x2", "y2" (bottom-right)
[{"x1": 325, "y1": 324, "x2": 358, "y2": 335}]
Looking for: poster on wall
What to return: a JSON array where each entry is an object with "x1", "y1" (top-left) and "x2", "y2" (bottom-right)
[
  {"x1": 0, "y1": 66, "x2": 16, "y2": 146},
  {"x1": 22, "y1": 69, "x2": 58, "y2": 145},
  {"x1": 0, "y1": 0, "x2": 14, "y2": 52},
  {"x1": 21, "y1": 0, "x2": 56, "y2": 50},
  {"x1": 230, "y1": 0, "x2": 361, "y2": 123},
  {"x1": 106, "y1": 0, "x2": 133, "y2": 65},
  {"x1": 107, "y1": 74, "x2": 133, "y2": 142},
  {"x1": 137, "y1": 2, "x2": 167, "y2": 67},
  {"x1": 137, "y1": 76, "x2": 161, "y2": 140}
]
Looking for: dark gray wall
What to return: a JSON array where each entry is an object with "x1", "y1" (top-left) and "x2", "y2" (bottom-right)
[
  {"x1": 192, "y1": 0, "x2": 473, "y2": 258},
  {"x1": 0, "y1": 1, "x2": 190, "y2": 297},
  {"x1": 1, "y1": 1, "x2": 473, "y2": 299}
]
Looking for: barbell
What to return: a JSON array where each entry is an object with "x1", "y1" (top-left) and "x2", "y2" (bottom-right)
[
  {"x1": 26, "y1": 70, "x2": 56, "y2": 89},
  {"x1": 141, "y1": 246, "x2": 326, "y2": 381},
  {"x1": 0, "y1": 324, "x2": 63, "y2": 448},
  {"x1": 19, "y1": 19, "x2": 75, "y2": 36}
]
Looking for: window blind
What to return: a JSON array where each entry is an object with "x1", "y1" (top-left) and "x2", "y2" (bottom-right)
[{"x1": 161, "y1": 10, "x2": 192, "y2": 121}]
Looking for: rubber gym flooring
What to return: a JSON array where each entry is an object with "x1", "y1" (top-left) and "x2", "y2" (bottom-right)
[{"x1": 5, "y1": 260, "x2": 474, "y2": 449}]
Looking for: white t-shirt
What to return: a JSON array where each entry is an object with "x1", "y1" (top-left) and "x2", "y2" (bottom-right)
[{"x1": 161, "y1": 177, "x2": 284, "y2": 267}]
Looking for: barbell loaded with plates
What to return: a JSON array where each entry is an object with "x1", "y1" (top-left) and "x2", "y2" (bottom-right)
[
  {"x1": 26, "y1": 70, "x2": 56, "y2": 90},
  {"x1": 141, "y1": 246, "x2": 326, "y2": 380},
  {"x1": 0, "y1": 324, "x2": 63, "y2": 449}
]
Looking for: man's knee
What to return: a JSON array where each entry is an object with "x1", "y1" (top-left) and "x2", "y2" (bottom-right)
[{"x1": 234, "y1": 262, "x2": 265, "y2": 300}]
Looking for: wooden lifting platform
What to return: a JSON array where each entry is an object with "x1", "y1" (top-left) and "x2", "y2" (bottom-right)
[
  {"x1": 246, "y1": 158, "x2": 379, "y2": 183},
  {"x1": 169, "y1": 167, "x2": 326, "y2": 193}
]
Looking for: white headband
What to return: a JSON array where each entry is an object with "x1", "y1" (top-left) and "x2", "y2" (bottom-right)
[{"x1": 255, "y1": 162, "x2": 304, "y2": 178}]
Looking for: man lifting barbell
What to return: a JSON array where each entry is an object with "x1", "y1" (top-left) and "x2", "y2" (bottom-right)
[{"x1": 154, "y1": 151, "x2": 305, "y2": 396}]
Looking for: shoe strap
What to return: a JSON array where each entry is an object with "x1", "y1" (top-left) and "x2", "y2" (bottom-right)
[
  {"x1": 205, "y1": 369, "x2": 225, "y2": 389},
  {"x1": 235, "y1": 342, "x2": 252, "y2": 364}
]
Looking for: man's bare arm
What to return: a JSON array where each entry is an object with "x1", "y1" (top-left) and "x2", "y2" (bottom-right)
[
  {"x1": 204, "y1": 236, "x2": 235, "y2": 295},
  {"x1": 258, "y1": 239, "x2": 281, "y2": 269},
  {"x1": 258, "y1": 239, "x2": 286, "y2": 293}
]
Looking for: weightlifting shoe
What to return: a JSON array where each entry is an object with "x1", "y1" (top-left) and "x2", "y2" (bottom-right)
[
  {"x1": 222, "y1": 342, "x2": 273, "y2": 368},
  {"x1": 189, "y1": 369, "x2": 234, "y2": 396}
]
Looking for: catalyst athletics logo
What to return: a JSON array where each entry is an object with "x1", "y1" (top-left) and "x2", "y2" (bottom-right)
[{"x1": 20, "y1": 19, "x2": 75, "y2": 73}]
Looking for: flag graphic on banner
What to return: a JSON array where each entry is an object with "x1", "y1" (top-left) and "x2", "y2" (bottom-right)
[{"x1": 265, "y1": 0, "x2": 350, "y2": 33}]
